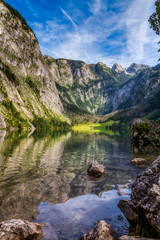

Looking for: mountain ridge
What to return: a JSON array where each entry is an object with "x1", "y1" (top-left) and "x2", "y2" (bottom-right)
[{"x1": 0, "y1": 0, "x2": 159, "y2": 130}]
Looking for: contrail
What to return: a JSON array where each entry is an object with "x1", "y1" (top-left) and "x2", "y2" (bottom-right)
[{"x1": 60, "y1": 7, "x2": 78, "y2": 32}]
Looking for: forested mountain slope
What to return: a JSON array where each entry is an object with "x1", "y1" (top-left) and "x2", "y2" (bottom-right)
[{"x1": 0, "y1": 0, "x2": 159, "y2": 130}]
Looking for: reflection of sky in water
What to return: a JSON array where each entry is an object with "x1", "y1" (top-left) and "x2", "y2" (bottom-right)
[
  {"x1": 37, "y1": 190, "x2": 130, "y2": 240},
  {"x1": 0, "y1": 131, "x2": 155, "y2": 239}
]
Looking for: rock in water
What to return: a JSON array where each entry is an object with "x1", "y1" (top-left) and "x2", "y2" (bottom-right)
[
  {"x1": 87, "y1": 162, "x2": 105, "y2": 178},
  {"x1": 131, "y1": 158, "x2": 147, "y2": 165},
  {"x1": 0, "y1": 219, "x2": 44, "y2": 240},
  {"x1": 82, "y1": 221, "x2": 117, "y2": 240},
  {"x1": 118, "y1": 156, "x2": 160, "y2": 238}
]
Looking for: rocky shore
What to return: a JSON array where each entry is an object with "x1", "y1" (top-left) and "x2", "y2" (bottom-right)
[
  {"x1": 83, "y1": 155, "x2": 160, "y2": 240},
  {"x1": 0, "y1": 219, "x2": 44, "y2": 240},
  {"x1": 82, "y1": 220, "x2": 159, "y2": 240},
  {"x1": 118, "y1": 156, "x2": 160, "y2": 238}
]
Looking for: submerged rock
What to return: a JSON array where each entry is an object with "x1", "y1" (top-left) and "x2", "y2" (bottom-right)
[
  {"x1": 82, "y1": 221, "x2": 117, "y2": 240},
  {"x1": 118, "y1": 156, "x2": 160, "y2": 238},
  {"x1": 0, "y1": 219, "x2": 44, "y2": 240},
  {"x1": 87, "y1": 162, "x2": 105, "y2": 178},
  {"x1": 131, "y1": 158, "x2": 147, "y2": 165}
]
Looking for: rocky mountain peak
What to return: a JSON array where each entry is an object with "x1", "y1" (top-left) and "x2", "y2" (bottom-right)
[
  {"x1": 112, "y1": 63, "x2": 127, "y2": 74},
  {"x1": 127, "y1": 63, "x2": 149, "y2": 74}
]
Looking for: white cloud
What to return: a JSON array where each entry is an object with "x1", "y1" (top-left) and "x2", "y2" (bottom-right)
[
  {"x1": 120, "y1": 0, "x2": 159, "y2": 65},
  {"x1": 89, "y1": 0, "x2": 104, "y2": 15},
  {"x1": 32, "y1": 0, "x2": 160, "y2": 68}
]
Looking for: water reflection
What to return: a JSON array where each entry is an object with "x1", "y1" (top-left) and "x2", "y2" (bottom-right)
[
  {"x1": 38, "y1": 191, "x2": 130, "y2": 240},
  {"x1": 0, "y1": 130, "x2": 158, "y2": 239}
]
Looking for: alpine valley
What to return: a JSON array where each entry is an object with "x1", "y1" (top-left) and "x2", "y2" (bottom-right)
[{"x1": 0, "y1": 0, "x2": 160, "y2": 130}]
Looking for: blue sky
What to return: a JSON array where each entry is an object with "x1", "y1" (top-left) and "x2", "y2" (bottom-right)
[{"x1": 5, "y1": 0, "x2": 160, "y2": 67}]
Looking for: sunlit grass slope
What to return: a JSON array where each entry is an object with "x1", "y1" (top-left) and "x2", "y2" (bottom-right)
[{"x1": 72, "y1": 121, "x2": 119, "y2": 134}]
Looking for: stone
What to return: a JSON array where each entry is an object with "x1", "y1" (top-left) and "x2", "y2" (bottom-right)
[
  {"x1": 0, "y1": 219, "x2": 44, "y2": 240},
  {"x1": 82, "y1": 221, "x2": 117, "y2": 240},
  {"x1": 87, "y1": 162, "x2": 105, "y2": 178},
  {"x1": 118, "y1": 156, "x2": 160, "y2": 238},
  {"x1": 118, "y1": 200, "x2": 138, "y2": 225},
  {"x1": 131, "y1": 158, "x2": 147, "y2": 165}
]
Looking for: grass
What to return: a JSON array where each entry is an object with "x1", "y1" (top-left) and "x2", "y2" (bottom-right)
[{"x1": 72, "y1": 120, "x2": 119, "y2": 133}]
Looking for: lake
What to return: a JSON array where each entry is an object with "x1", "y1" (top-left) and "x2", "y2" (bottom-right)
[{"x1": 0, "y1": 130, "x2": 155, "y2": 239}]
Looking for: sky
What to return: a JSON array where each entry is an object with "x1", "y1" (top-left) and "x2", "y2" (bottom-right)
[{"x1": 4, "y1": 0, "x2": 160, "y2": 67}]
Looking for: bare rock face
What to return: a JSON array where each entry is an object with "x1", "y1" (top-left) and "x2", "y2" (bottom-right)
[
  {"x1": 0, "y1": 219, "x2": 44, "y2": 240},
  {"x1": 0, "y1": 0, "x2": 68, "y2": 130},
  {"x1": 112, "y1": 63, "x2": 128, "y2": 75},
  {"x1": 131, "y1": 158, "x2": 147, "y2": 165},
  {"x1": 82, "y1": 221, "x2": 117, "y2": 240},
  {"x1": 0, "y1": 115, "x2": 6, "y2": 129},
  {"x1": 118, "y1": 156, "x2": 160, "y2": 238},
  {"x1": 87, "y1": 162, "x2": 105, "y2": 178},
  {"x1": 127, "y1": 63, "x2": 149, "y2": 74}
]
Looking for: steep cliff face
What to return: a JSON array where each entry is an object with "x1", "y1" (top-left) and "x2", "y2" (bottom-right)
[
  {"x1": 0, "y1": 0, "x2": 159, "y2": 129},
  {"x1": 45, "y1": 56, "x2": 129, "y2": 114},
  {"x1": 0, "y1": 0, "x2": 69, "y2": 129},
  {"x1": 112, "y1": 66, "x2": 160, "y2": 119},
  {"x1": 44, "y1": 55, "x2": 153, "y2": 117}
]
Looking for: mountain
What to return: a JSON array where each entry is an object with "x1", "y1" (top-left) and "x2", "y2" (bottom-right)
[
  {"x1": 112, "y1": 65, "x2": 160, "y2": 120},
  {"x1": 44, "y1": 56, "x2": 131, "y2": 115},
  {"x1": 0, "y1": 0, "x2": 159, "y2": 130},
  {"x1": 0, "y1": 0, "x2": 70, "y2": 130},
  {"x1": 112, "y1": 63, "x2": 127, "y2": 75},
  {"x1": 112, "y1": 63, "x2": 150, "y2": 75},
  {"x1": 126, "y1": 63, "x2": 150, "y2": 74}
]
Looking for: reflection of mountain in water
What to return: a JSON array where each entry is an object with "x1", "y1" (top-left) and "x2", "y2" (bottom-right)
[
  {"x1": 0, "y1": 132, "x2": 73, "y2": 221},
  {"x1": 0, "y1": 131, "x2": 146, "y2": 223}
]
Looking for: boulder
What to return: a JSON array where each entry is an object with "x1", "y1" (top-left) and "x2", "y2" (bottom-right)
[
  {"x1": 87, "y1": 162, "x2": 105, "y2": 178},
  {"x1": 118, "y1": 156, "x2": 160, "y2": 238},
  {"x1": 0, "y1": 219, "x2": 44, "y2": 240},
  {"x1": 131, "y1": 158, "x2": 147, "y2": 165},
  {"x1": 118, "y1": 199, "x2": 138, "y2": 225},
  {"x1": 82, "y1": 221, "x2": 117, "y2": 240}
]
